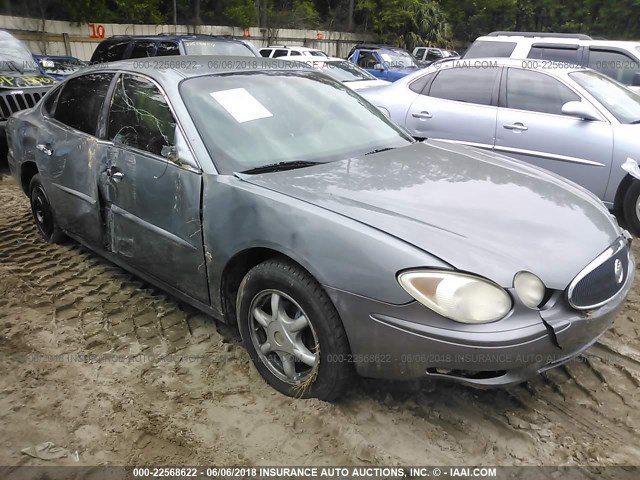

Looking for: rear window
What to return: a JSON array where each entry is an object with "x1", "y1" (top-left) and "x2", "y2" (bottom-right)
[
  {"x1": 463, "y1": 40, "x2": 516, "y2": 59},
  {"x1": 259, "y1": 49, "x2": 272, "y2": 58}
]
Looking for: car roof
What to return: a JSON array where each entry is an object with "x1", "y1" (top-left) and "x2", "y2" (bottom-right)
[
  {"x1": 475, "y1": 34, "x2": 640, "y2": 49},
  {"x1": 101, "y1": 34, "x2": 245, "y2": 43},
  {"x1": 77, "y1": 55, "x2": 313, "y2": 85},
  {"x1": 261, "y1": 46, "x2": 323, "y2": 51}
]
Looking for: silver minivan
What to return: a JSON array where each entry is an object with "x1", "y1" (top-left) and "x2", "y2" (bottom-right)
[{"x1": 360, "y1": 58, "x2": 640, "y2": 233}]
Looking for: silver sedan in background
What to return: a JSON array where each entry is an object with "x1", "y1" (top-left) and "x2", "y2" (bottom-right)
[
  {"x1": 360, "y1": 58, "x2": 640, "y2": 234},
  {"x1": 5, "y1": 57, "x2": 635, "y2": 400}
]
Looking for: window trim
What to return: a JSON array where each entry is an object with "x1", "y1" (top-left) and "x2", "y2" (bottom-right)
[{"x1": 103, "y1": 70, "x2": 201, "y2": 171}]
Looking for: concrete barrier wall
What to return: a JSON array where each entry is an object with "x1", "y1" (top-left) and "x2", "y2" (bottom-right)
[{"x1": 0, "y1": 15, "x2": 372, "y2": 60}]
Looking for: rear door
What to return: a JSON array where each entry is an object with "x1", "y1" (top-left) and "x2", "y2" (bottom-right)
[
  {"x1": 404, "y1": 65, "x2": 500, "y2": 149},
  {"x1": 37, "y1": 72, "x2": 115, "y2": 247},
  {"x1": 495, "y1": 67, "x2": 613, "y2": 198},
  {"x1": 102, "y1": 73, "x2": 209, "y2": 302}
]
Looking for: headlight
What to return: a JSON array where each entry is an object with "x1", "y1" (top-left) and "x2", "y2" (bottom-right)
[
  {"x1": 398, "y1": 270, "x2": 512, "y2": 324},
  {"x1": 513, "y1": 271, "x2": 546, "y2": 309}
]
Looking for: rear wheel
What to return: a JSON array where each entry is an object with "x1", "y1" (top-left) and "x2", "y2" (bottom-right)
[
  {"x1": 236, "y1": 259, "x2": 352, "y2": 401},
  {"x1": 29, "y1": 174, "x2": 65, "y2": 243},
  {"x1": 622, "y1": 180, "x2": 640, "y2": 236}
]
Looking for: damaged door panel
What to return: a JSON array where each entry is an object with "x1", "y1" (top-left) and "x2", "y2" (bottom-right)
[
  {"x1": 103, "y1": 73, "x2": 209, "y2": 304},
  {"x1": 37, "y1": 73, "x2": 116, "y2": 247}
]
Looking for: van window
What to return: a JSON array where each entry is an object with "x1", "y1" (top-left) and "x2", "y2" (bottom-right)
[
  {"x1": 260, "y1": 49, "x2": 272, "y2": 58},
  {"x1": 156, "y1": 42, "x2": 179, "y2": 56},
  {"x1": 527, "y1": 45, "x2": 581, "y2": 64},
  {"x1": 463, "y1": 40, "x2": 516, "y2": 59},
  {"x1": 129, "y1": 41, "x2": 156, "y2": 59},
  {"x1": 273, "y1": 49, "x2": 289, "y2": 58},
  {"x1": 92, "y1": 40, "x2": 128, "y2": 63}
]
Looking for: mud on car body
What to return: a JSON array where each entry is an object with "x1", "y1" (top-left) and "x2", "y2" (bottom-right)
[{"x1": 6, "y1": 56, "x2": 635, "y2": 401}]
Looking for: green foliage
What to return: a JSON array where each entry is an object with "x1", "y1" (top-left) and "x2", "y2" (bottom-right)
[{"x1": 224, "y1": 0, "x2": 256, "y2": 27}]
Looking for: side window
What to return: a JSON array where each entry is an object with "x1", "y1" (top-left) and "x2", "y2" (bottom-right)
[
  {"x1": 273, "y1": 49, "x2": 289, "y2": 58},
  {"x1": 429, "y1": 67, "x2": 499, "y2": 105},
  {"x1": 505, "y1": 68, "x2": 580, "y2": 115},
  {"x1": 588, "y1": 49, "x2": 639, "y2": 85},
  {"x1": 357, "y1": 51, "x2": 378, "y2": 69},
  {"x1": 156, "y1": 42, "x2": 179, "y2": 56},
  {"x1": 414, "y1": 48, "x2": 426, "y2": 60},
  {"x1": 42, "y1": 85, "x2": 63, "y2": 116},
  {"x1": 93, "y1": 40, "x2": 129, "y2": 63},
  {"x1": 426, "y1": 49, "x2": 443, "y2": 61},
  {"x1": 291, "y1": 50, "x2": 301, "y2": 56},
  {"x1": 108, "y1": 74, "x2": 176, "y2": 157},
  {"x1": 54, "y1": 73, "x2": 114, "y2": 135},
  {"x1": 409, "y1": 72, "x2": 435, "y2": 94},
  {"x1": 527, "y1": 45, "x2": 580, "y2": 64},
  {"x1": 259, "y1": 49, "x2": 271, "y2": 58},
  {"x1": 129, "y1": 41, "x2": 156, "y2": 59},
  {"x1": 464, "y1": 40, "x2": 516, "y2": 59}
]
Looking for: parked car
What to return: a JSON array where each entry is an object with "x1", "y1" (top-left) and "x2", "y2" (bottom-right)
[
  {"x1": 464, "y1": 31, "x2": 640, "y2": 91},
  {"x1": 0, "y1": 30, "x2": 57, "y2": 161},
  {"x1": 259, "y1": 45, "x2": 328, "y2": 58},
  {"x1": 288, "y1": 56, "x2": 390, "y2": 90},
  {"x1": 7, "y1": 57, "x2": 633, "y2": 400},
  {"x1": 90, "y1": 34, "x2": 259, "y2": 63},
  {"x1": 33, "y1": 54, "x2": 87, "y2": 80},
  {"x1": 412, "y1": 47, "x2": 459, "y2": 66},
  {"x1": 360, "y1": 57, "x2": 640, "y2": 234},
  {"x1": 347, "y1": 44, "x2": 421, "y2": 82}
]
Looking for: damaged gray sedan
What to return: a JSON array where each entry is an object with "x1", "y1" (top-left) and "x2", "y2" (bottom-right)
[{"x1": 6, "y1": 57, "x2": 635, "y2": 400}]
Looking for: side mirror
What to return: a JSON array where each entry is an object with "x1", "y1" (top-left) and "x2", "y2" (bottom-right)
[
  {"x1": 373, "y1": 63, "x2": 385, "y2": 70},
  {"x1": 632, "y1": 72, "x2": 640, "y2": 87},
  {"x1": 161, "y1": 144, "x2": 178, "y2": 162},
  {"x1": 561, "y1": 101, "x2": 601, "y2": 121}
]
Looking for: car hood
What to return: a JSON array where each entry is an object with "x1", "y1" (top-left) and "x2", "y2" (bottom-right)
[{"x1": 239, "y1": 141, "x2": 621, "y2": 289}]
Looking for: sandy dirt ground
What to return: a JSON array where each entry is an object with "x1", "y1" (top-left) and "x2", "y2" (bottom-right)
[{"x1": 0, "y1": 170, "x2": 639, "y2": 468}]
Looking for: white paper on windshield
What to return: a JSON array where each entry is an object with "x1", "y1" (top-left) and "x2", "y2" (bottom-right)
[
  {"x1": 209, "y1": 88, "x2": 273, "y2": 123},
  {"x1": 380, "y1": 53, "x2": 392, "y2": 62}
]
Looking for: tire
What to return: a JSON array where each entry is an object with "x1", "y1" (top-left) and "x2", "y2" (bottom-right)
[
  {"x1": 29, "y1": 174, "x2": 65, "y2": 243},
  {"x1": 622, "y1": 180, "x2": 640, "y2": 236},
  {"x1": 237, "y1": 259, "x2": 353, "y2": 401}
]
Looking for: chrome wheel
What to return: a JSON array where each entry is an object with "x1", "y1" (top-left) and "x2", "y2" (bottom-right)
[{"x1": 248, "y1": 289, "x2": 319, "y2": 385}]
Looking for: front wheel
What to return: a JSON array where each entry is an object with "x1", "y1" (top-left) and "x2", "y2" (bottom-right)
[
  {"x1": 236, "y1": 259, "x2": 353, "y2": 401},
  {"x1": 29, "y1": 174, "x2": 65, "y2": 243},
  {"x1": 622, "y1": 180, "x2": 640, "y2": 236}
]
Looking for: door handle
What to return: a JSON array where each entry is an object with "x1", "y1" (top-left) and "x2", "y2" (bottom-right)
[
  {"x1": 106, "y1": 166, "x2": 124, "y2": 183},
  {"x1": 412, "y1": 111, "x2": 433, "y2": 119},
  {"x1": 503, "y1": 123, "x2": 528, "y2": 131},
  {"x1": 36, "y1": 143, "x2": 53, "y2": 156}
]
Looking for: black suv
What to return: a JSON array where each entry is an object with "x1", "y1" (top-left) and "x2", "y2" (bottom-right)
[
  {"x1": 90, "y1": 34, "x2": 260, "y2": 63},
  {"x1": 0, "y1": 30, "x2": 56, "y2": 161}
]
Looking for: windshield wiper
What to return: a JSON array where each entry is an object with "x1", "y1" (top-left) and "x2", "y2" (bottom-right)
[
  {"x1": 239, "y1": 160, "x2": 322, "y2": 174},
  {"x1": 364, "y1": 147, "x2": 397, "y2": 156}
]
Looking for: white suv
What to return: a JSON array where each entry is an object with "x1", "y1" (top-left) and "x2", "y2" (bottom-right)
[
  {"x1": 259, "y1": 46, "x2": 328, "y2": 59},
  {"x1": 464, "y1": 31, "x2": 640, "y2": 91}
]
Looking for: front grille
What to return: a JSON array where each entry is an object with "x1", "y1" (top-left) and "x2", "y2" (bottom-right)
[
  {"x1": 0, "y1": 88, "x2": 50, "y2": 121},
  {"x1": 568, "y1": 238, "x2": 630, "y2": 310}
]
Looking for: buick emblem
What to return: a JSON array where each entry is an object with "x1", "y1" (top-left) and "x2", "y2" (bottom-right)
[{"x1": 614, "y1": 259, "x2": 624, "y2": 284}]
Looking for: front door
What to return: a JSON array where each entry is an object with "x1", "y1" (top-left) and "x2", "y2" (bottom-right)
[
  {"x1": 495, "y1": 67, "x2": 613, "y2": 198},
  {"x1": 37, "y1": 72, "x2": 115, "y2": 247},
  {"x1": 102, "y1": 73, "x2": 209, "y2": 303}
]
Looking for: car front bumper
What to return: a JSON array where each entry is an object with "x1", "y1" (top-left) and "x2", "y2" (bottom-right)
[{"x1": 325, "y1": 253, "x2": 634, "y2": 387}]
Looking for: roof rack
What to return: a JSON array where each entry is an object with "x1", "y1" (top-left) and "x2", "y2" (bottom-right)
[{"x1": 487, "y1": 31, "x2": 592, "y2": 40}]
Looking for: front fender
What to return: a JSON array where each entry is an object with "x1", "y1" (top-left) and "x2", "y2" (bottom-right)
[{"x1": 202, "y1": 174, "x2": 452, "y2": 314}]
